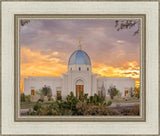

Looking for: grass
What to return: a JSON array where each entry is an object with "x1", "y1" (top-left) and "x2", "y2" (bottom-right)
[
  {"x1": 20, "y1": 101, "x2": 53, "y2": 109},
  {"x1": 21, "y1": 102, "x2": 36, "y2": 109}
]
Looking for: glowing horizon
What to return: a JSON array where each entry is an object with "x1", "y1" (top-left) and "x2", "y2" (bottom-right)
[{"x1": 20, "y1": 20, "x2": 140, "y2": 92}]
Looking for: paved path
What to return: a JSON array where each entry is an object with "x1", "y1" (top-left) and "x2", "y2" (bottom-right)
[
  {"x1": 109, "y1": 102, "x2": 140, "y2": 112},
  {"x1": 109, "y1": 102, "x2": 140, "y2": 108},
  {"x1": 21, "y1": 108, "x2": 32, "y2": 115}
]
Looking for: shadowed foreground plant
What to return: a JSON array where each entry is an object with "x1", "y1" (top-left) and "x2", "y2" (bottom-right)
[
  {"x1": 20, "y1": 93, "x2": 25, "y2": 102},
  {"x1": 76, "y1": 101, "x2": 88, "y2": 115},
  {"x1": 27, "y1": 92, "x2": 139, "y2": 116},
  {"x1": 85, "y1": 105, "x2": 110, "y2": 115},
  {"x1": 128, "y1": 104, "x2": 139, "y2": 115},
  {"x1": 121, "y1": 104, "x2": 139, "y2": 116},
  {"x1": 107, "y1": 101, "x2": 112, "y2": 106}
]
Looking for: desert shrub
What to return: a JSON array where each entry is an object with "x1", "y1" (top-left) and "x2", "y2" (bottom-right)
[
  {"x1": 20, "y1": 93, "x2": 25, "y2": 102},
  {"x1": 85, "y1": 105, "x2": 110, "y2": 115},
  {"x1": 48, "y1": 97, "x2": 54, "y2": 101},
  {"x1": 85, "y1": 105, "x2": 98, "y2": 115},
  {"x1": 120, "y1": 104, "x2": 140, "y2": 116},
  {"x1": 29, "y1": 91, "x2": 139, "y2": 116},
  {"x1": 129, "y1": 87, "x2": 135, "y2": 97},
  {"x1": 89, "y1": 94, "x2": 106, "y2": 105},
  {"x1": 38, "y1": 99, "x2": 44, "y2": 102},
  {"x1": 135, "y1": 87, "x2": 140, "y2": 98},
  {"x1": 48, "y1": 101, "x2": 61, "y2": 115},
  {"x1": 33, "y1": 104, "x2": 58, "y2": 115},
  {"x1": 48, "y1": 97, "x2": 51, "y2": 101},
  {"x1": 84, "y1": 93, "x2": 89, "y2": 101},
  {"x1": 128, "y1": 104, "x2": 139, "y2": 115},
  {"x1": 65, "y1": 92, "x2": 79, "y2": 111},
  {"x1": 114, "y1": 89, "x2": 119, "y2": 96},
  {"x1": 108, "y1": 85, "x2": 119, "y2": 99},
  {"x1": 117, "y1": 91, "x2": 122, "y2": 98},
  {"x1": 45, "y1": 105, "x2": 57, "y2": 115},
  {"x1": 116, "y1": 104, "x2": 120, "y2": 108},
  {"x1": 47, "y1": 94, "x2": 53, "y2": 101},
  {"x1": 78, "y1": 93, "x2": 88, "y2": 103},
  {"x1": 121, "y1": 107, "x2": 130, "y2": 115},
  {"x1": 109, "y1": 109, "x2": 121, "y2": 115},
  {"x1": 41, "y1": 85, "x2": 52, "y2": 96},
  {"x1": 97, "y1": 105, "x2": 111, "y2": 115},
  {"x1": 76, "y1": 101, "x2": 88, "y2": 115},
  {"x1": 57, "y1": 95, "x2": 62, "y2": 100},
  {"x1": 33, "y1": 102, "x2": 42, "y2": 111},
  {"x1": 89, "y1": 96, "x2": 93, "y2": 103},
  {"x1": 25, "y1": 95, "x2": 31, "y2": 102},
  {"x1": 27, "y1": 108, "x2": 36, "y2": 115},
  {"x1": 41, "y1": 92, "x2": 79, "y2": 115},
  {"x1": 63, "y1": 110, "x2": 73, "y2": 115},
  {"x1": 107, "y1": 101, "x2": 112, "y2": 106}
]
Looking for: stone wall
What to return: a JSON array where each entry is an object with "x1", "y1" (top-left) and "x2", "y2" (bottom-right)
[{"x1": 97, "y1": 77, "x2": 135, "y2": 97}]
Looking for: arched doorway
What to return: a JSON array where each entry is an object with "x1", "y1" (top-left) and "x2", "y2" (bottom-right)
[{"x1": 75, "y1": 79, "x2": 84, "y2": 97}]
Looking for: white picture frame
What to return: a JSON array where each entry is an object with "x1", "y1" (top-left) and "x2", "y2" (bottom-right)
[{"x1": 1, "y1": 0, "x2": 159, "y2": 135}]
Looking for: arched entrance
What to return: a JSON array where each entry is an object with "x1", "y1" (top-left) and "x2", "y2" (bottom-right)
[{"x1": 75, "y1": 79, "x2": 84, "y2": 97}]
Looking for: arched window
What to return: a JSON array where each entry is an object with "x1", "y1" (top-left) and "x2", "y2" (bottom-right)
[
  {"x1": 79, "y1": 67, "x2": 81, "y2": 71},
  {"x1": 87, "y1": 67, "x2": 89, "y2": 71}
]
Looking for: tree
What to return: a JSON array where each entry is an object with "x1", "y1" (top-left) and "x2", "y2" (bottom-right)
[
  {"x1": 21, "y1": 20, "x2": 30, "y2": 26},
  {"x1": 129, "y1": 87, "x2": 135, "y2": 97},
  {"x1": 108, "y1": 85, "x2": 119, "y2": 99},
  {"x1": 135, "y1": 87, "x2": 140, "y2": 98},
  {"x1": 25, "y1": 95, "x2": 31, "y2": 102},
  {"x1": 115, "y1": 20, "x2": 140, "y2": 35},
  {"x1": 41, "y1": 85, "x2": 52, "y2": 97},
  {"x1": 20, "y1": 93, "x2": 25, "y2": 102},
  {"x1": 100, "y1": 83, "x2": 106, "y2": 100}
]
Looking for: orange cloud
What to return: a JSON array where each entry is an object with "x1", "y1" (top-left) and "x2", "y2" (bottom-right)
[
  {"x1": 92, "y1": 61, "x2": 140, "y2": 87},
  {"x1": 21, "y1": 47, "x2": 140, "y2": 93},
  {"x1": 20, "y1": 46, "x2": 67, "y2": 92},
  {"x1": 116, "y1": 40, "x2": 125, "y2": 44}
]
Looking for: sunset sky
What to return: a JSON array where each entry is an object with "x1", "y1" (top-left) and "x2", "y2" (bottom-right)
[{"x1": 20, "y1": 20, "x2": 140, "y2": 92}]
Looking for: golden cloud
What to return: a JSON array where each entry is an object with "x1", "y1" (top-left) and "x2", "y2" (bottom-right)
[
  {"x1": 20, "y1": 46, "x2": 67, "y2": 92},
  {"x1": 21, "y1": 47, "x2": 140, "y2": 92},
  {"x1": 116, "y1": 40, "x2": 125, "y2": 44},
  {"x1": 92, "y1": 61, "x2": 140, "y2": 87}
]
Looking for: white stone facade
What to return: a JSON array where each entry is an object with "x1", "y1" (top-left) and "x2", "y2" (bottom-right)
[
  {"x1": 24, "y1": 77, "x2": 62, "y2": 97},
  {"x1": 24, "y1": 46, "x2": 135, "y2": 99}
]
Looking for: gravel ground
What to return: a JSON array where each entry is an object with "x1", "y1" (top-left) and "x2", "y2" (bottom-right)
[{"x1": 109, "y1": 102, "x2": 140, "y2": 108}]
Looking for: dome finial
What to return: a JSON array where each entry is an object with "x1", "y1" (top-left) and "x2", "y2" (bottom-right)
[{"x1": 78, "y1": 36, "x2": 81, "y2": 50}]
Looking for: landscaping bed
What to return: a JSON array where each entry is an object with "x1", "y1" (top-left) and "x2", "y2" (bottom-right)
[{"x1": 20, "y1": 92, "x2": 140, "y2": 116}]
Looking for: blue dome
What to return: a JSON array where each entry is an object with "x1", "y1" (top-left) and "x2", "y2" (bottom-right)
[{"x1": 68, "y1": 50, "x2": 91, "y2": 65}]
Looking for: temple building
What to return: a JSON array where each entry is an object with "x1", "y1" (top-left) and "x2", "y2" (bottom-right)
[{"x1": 24, "y1": 39, "x2": 135, "y2": 99}]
